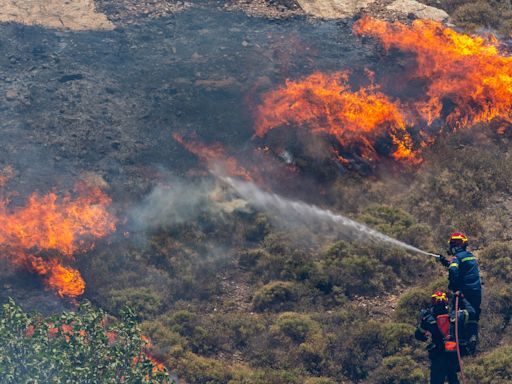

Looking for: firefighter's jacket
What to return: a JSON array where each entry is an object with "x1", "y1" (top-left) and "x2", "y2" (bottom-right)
[
  {"x1": 448, "y1": 250, "x2": 481, "y2": 294},
  {"x1": 414, "y1": 299, "x2": 476, "y2": 357}
]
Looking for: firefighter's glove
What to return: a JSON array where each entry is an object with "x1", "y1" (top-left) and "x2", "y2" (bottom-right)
[{"x1": 438, "y1": 255, "x2": 450, "y2": 268}]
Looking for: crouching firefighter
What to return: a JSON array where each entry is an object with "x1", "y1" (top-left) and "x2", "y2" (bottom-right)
[
  {"x1": 438, "y1": 232, "x2": 481, "y2": 345},
  {"x1": 415, "y1": 291, "x2": 477, "y2": 384}
]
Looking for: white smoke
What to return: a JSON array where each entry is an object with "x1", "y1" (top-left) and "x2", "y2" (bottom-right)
[
  {"x1": 129, "y1": 178, "x2": 249, "y2": 230},
  {"x1": 221, "y1": 176, "x2": 438, "y2": 258}
]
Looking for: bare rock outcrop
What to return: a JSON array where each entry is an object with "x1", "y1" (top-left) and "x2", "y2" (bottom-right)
[
  {"x1": 295, "y1": 0, "x2": 448, "y2": 21},
  {"x1": 296, "y1": 0, "x2": 377, "y2": 18},
  {"x1": 0, "y1": 0, "x2": 114, "y2": 30},
  {"x1": 386, "y1": 0, "x2": 449, "y2": 22}
]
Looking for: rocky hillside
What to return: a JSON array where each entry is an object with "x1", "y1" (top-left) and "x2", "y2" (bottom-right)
[{"x1": 1, "y1": 1, "x2": 512, "y2": 384}]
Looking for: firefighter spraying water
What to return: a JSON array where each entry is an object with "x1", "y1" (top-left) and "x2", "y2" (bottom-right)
[{"x1": 222, "y1": 176, "x2": 482, "y2": 383}]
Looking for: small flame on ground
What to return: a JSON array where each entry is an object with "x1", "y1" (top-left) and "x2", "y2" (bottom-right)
[
  {"x1": 173, "y1": 132, "x2": 255, "y2": 180},
  {"x1": 0, "y1": 183, "x2": 117, "y2": 297}
]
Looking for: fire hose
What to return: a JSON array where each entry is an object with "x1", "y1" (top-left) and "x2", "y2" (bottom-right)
[
  {"x1": 455, "y1": 293, "x2": 467, "y2": 384},
  {"x1": 422, "y1": 252, "x2": 468, "y2": 383}
]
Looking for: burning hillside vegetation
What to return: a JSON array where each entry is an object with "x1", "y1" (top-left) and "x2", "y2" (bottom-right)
[
  {"x1": 0, "y1": 182, "x2": 116, "y2": 298},
  {"x1": 174, "y1": 16, "x2": 512, "y2": 176},
  {"x1": 2, "y1": 1, "x2": 512, "y2": 383}
]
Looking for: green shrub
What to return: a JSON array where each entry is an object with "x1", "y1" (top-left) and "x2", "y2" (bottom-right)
[
  {"x1": 274, "y1": 312, "x2": 318, "y2": 343},
  {"x1": 252, "y1": 281, "x2": 299, "y2": 312},
  {"x1": 401, "y1": 223, "x2": 434, "y2": 249},
  {"x1": 487, "y1": 285, "x2": 512, "y2": 327},
  {"x1": 239, "y1": 248, "x2": 268, "y2": 270},
  {"x1": 479, "y1": 243, "x2": 512, "y2": 283},
  {"x1": 244, "y1": 214, "x2": 270, "y2": 242},
  {"x1": 303, "y1": 378, "x2": 336, "y2": 384},
  {"x1": 108, "y1": 287, "x2": 165, "y2": 319},
  {"x1": 452, "y1": 1, "x2": 502, "y2": 30},
  {"x1": 173, "y1": 351, "x2": 233, "y2": 384},
  {"x1": 358, "y1": 204, "x2": 415, "y2": 238},
  {"x1": 332, "y1": 321, "x2": 383, "y2": 381},
  {"x1": 380, "y1": 323, "x2": 416, "y2": 356},
  {"x1": 394, "y1": 276, "x2": 448, "y2": 324},
  {"x1": 368, "y1": 355, "x2": 425, "y2": 384},
  {"x1": 465, "y1": 345, "x2": 512, "y2": 383},
  {"x1": 338, "y1": 256, "x2": 392, "y2": 297},
  {"x1": 394, "y1": 287, "x2": 431, "y2": 324},
  {"x1": 322, "y1": 240, "x2": 352, "y2": 261},
  {"x1": 214, "y1": 313, "x2": 266, "y2": 349}
]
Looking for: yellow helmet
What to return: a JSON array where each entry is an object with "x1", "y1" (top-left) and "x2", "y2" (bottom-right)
[
  {"x1": 431, "y1": 291, "x2": 448, "y2": 306},
  {"x1": 448, "y1": 232, "x2": 468, "y2": 249}
]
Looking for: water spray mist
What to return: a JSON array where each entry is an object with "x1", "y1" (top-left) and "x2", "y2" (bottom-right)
[{"x1": 222, "y1": 176, "x2": 439, "y2": 259}]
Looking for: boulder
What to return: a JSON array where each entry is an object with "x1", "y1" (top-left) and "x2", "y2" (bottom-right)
[
  {"x1": 386, "y1": 0, "x2": 449, "y2": 21},
  {"x1": 296, "y1": 0, "x2": 377, "y2": 18},
  {"x1": 0, "y1": 0, "x2": 114, "y2": 30}
]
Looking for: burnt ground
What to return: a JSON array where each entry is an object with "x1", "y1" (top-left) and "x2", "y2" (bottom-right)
[
  {"x1": 0, "y1": 8, "x2": 375, "y2": 198},
  {"x1": 0, "y1": 6, "x2": 378, "y2": 311}
]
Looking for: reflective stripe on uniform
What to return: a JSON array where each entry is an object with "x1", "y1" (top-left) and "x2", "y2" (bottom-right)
[
  {"x1": 449, "y1": 263, "x2": 459, "y2": 268},
  {"x1": 461, "y1": 256, "x2": 476, "y2": 263}
]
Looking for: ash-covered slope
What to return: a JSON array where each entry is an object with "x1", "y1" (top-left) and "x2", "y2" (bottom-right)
[{"x1": 0, "y1": 2, "x2": 512, "y2": 384}]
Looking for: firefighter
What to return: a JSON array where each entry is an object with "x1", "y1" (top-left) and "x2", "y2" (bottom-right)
[
  {"x1": 438, "y1": 233, "x2": 481, "y2": 343},
  {"x1": 415, "y1": 291, "x2": 475, "y2": 384}
]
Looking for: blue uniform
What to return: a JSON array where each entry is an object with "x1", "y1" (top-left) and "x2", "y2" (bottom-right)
[
  {"x1": 448, "y1": 250, "x2": 482, "y2": 321},
  {"x1": 414, "y1": 300, "x2": 476, "y2": 384},
  {"x1": 448, "y1": 250, "x2": 481, "y2": 293}
]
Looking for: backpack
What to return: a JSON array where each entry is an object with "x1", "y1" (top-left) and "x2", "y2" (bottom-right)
[{"x1": 436, "y1": 314, "x2": 457, "y2": 352}]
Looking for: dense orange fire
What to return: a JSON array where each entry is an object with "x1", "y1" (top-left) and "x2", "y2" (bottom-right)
[
  {"x1": 0, "y1": 184, "x2": 116, "y2": 297},
  {"x1": 353, "y1": 16, "x2": 512, "y2": 128},
  {"x1": 173, "y1": 132, "x2": 254, "y2": 180},
  {"x1": 254, "y1": 71, "x2": 418, "y2": 164},
  {"x1": 254, "y1": 18, "x2": 512, "y2": 168}
]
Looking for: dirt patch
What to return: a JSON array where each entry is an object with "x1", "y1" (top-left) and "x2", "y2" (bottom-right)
[{"x1": 0, "y1": 0, "x2": 114, "y2": 30}]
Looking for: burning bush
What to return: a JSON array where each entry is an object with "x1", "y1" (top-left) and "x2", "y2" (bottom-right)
[
  {"x1": 0, "y1": 184, "x2": 116, "y2": 298},
  {"x1": 252, "y1": 17, "x2": 512, "y2": 173}
]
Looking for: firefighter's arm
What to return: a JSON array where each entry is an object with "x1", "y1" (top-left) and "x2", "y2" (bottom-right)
[
  {"x1": 415, "y1": 310, "x2": 432, "y2": 342},
  {"x1": 415, "y1": 326, "x2": 429, "y2": 342},
  {"x1": 438, "y1": 255, "x2": 450, "y2": 268},
  {"x1": 448, "y1": 257, "x2": 460, "y2": 291}
]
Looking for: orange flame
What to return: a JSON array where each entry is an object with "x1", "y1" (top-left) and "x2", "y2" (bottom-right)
[
  {"x1": 353, "y1": 16, "x2": 512, "y2": 128},
  {"x1": 254, "y1": 71, "x2": 419, "y2": 164},
  {"x1": 0, "y1": 184, "x2": 116, "y2": 297},
  {"x1": 173, "y1": 132, "x2": 254, "y2": 180}
]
